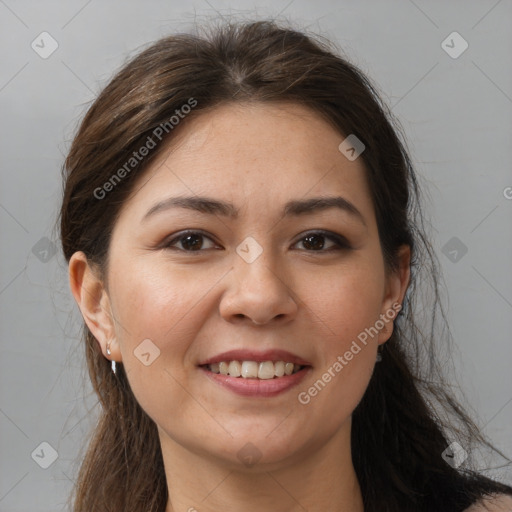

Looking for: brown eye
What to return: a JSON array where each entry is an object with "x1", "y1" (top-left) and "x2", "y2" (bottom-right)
[
  {"x1": 293, "y1": 231, "x2": 350, "y2": 252},
  {"x1": 302, "y1": 233, "x2": 327, "y2": 250},
  {"x1": 164, "y1": 231, "x2": 218, "y2": 252}
]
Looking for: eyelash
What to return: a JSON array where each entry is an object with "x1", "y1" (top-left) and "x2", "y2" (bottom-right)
[{"x1": 161, "y1": 229, "x2": 351, "y2": 253}]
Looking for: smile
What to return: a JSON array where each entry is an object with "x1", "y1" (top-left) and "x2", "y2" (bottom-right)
[
  {"x1": 198, "y1": 349, "x2": 312, "y2": 396},
  {"x1": 204, "y1": 360, "x2": 304, "y2": 379}
]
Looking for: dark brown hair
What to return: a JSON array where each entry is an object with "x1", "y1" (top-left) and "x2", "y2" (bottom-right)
[{"x1": 59, "y1": 20, "x2": 512, "y2": 512}]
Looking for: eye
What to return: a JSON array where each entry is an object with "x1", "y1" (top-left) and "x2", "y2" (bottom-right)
[
  {"x1": 162, "y1": 229, "x2": 350, "y2": 253},
  {"x1": 163, "y1": 230, "x2": 218, "y2": 252},
  {"x1": 292, "y1": 231, "x2": 350, "y2": 252}
]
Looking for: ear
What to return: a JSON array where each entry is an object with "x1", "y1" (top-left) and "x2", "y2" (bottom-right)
[
  {"x1": 68, "y1": 251, "x2": 122, "y2": 363},
  {"x1": 377, "y1": 244, "x2": 411, "y2": 344}
]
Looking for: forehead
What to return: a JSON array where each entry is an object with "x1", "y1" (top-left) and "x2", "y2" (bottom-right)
[{"x1": 119, "y1": 101, "x2": 375, "y2": 223}]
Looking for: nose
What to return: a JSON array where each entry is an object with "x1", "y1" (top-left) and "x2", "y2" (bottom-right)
[{"x1": 219, "y1": 250, "x2": 298, "y2": 326}]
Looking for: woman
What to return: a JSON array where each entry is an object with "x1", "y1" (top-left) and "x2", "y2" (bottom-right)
[{"x1": 60, "y1": 20, "x2": 512, "y2": 512}]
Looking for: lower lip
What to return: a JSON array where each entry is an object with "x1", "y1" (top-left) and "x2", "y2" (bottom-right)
[{"x1": 199, "y1": 366, "x2": 311, "y2": 397}]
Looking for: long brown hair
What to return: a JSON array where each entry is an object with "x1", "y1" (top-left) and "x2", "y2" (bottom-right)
[{"x1": 59, "y1": 20, "x2": 512, "y2": 511}]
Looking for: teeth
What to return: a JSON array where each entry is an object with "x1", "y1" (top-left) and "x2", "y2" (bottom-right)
[
  {"x1": 258, "y1": 361, "x2": 275, "y2": 380},
  {"x1": 241, "y1": 361, "x2": 258, "y2": 378},
  {"x1": 206, "y1": 360, "x2": 304, "y2": 378},
  {"x1": 219, "y1": 362, "x2": 229, "y2": 375},
  {"x1": 228, "y1": 360, "x2": 241, "y2": 377},
  {"x1": 285, "y1": 362, "x2": 294, "y2": 376},
  {"x1": 274, "y1": 361, "x2": 285, "y2": 377}
]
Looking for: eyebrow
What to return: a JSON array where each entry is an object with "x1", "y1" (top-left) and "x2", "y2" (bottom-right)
[{"x1": 142, "y1": 195, "x2": 367, "y2": 226}]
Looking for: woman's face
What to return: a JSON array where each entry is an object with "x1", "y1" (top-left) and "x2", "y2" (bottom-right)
[{"x1": 78, "y1": 102, "x2": 409, "y2": 468}]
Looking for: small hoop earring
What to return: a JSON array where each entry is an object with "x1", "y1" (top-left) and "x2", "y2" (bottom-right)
[{"x1": 106, "y1": 341, "x2": 117, "y2": 375}]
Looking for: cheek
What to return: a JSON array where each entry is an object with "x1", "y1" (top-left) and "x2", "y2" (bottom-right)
[
  {"x1": 295, "y1": 261, "x2": 384, "y2": 418},
  {"x1": 108, "y1": 267, "x2": 205, "y2": 426},
  {"x1": 305, "y1": 258, "x2": 386, "y2": 348},
  {"x1": 109, "y1": 263, "x2": 210, "y2": 388},
  {"x1": 112, "y1": 263, "x2": 208, "y2": 338},
  {"x1": 299, "y1": 349, "x2": 376, "y2": 440},
  {"x1": 297, "y1": 288, "x2": 380, "y2": 435}
]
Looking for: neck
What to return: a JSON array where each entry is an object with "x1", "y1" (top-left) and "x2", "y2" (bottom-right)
[{"x1": 161, "y1": 418, "x2": 364, "y2": 512}]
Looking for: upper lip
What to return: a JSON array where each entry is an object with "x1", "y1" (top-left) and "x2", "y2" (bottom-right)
[{"x1": 198, "y1": 349, "x2": 312, "y2": 366}]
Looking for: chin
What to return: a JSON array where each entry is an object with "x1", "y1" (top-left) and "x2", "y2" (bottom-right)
[{"x1": 205, "y1": 423, "x2": 317, "y2": 471}]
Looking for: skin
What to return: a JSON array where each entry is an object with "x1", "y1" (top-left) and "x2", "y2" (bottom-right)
[
  {"x1": 466, "y1": 494, "x2": 512, "y2": 512},
  {"x1": 69, "y1": 102, "x2": 411, "y2": 512}
]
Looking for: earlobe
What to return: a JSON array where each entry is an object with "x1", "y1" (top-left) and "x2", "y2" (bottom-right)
[
  {"x1": 378, "y1": 244, "x2": 411, "y2": 344},
  {"x1": 68, "y1": 251, "x2": 121, "y2": 362}
]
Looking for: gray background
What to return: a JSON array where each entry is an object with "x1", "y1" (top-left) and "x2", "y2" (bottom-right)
[{"x1": 1, "y1": 0, "x2": 511, "y2": 510}]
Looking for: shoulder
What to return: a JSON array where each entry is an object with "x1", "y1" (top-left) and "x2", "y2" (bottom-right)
[{"x1": 464, "y1": 493, "x2": 512, "y2": 512}]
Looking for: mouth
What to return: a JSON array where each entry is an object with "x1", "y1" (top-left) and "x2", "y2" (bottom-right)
[
  {"x1": 201, "y1": 360, "x2": 305, "y2": 379},
  {"x1": 198, "y1": 349, "x2": 312, "y2": 397}
]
